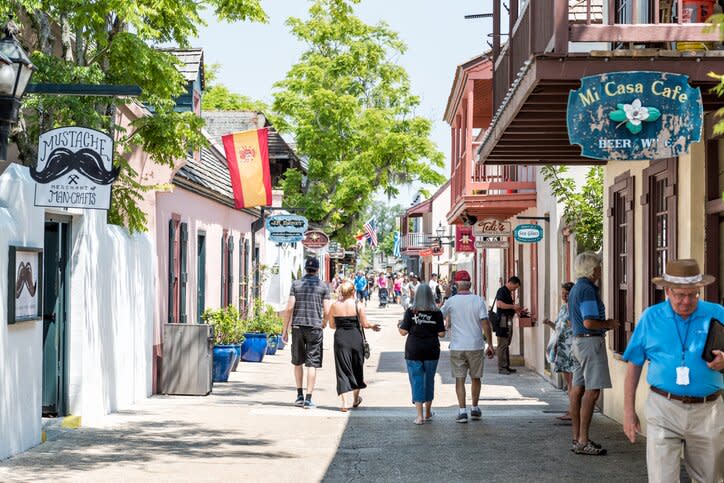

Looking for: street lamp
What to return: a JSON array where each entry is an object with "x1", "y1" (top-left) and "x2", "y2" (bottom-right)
[{"x1": 0, "y1": 17, "x2": 34, "y2": 161}]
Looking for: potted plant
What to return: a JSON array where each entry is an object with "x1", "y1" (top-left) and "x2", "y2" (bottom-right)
[
  {"x1": 240, "y1": 300, "x2": 271, "y2": 362},
  {"x1": 202, "y1": 305, "x2": 245, "y2": 381},
  {"x1": 265, "y1": 306, "x2": 284, "y2": 355}
]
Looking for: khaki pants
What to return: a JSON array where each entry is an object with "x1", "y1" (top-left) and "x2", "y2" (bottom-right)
[{"x1": 645, "y1": 391, "x2": 723, "y2": 483}]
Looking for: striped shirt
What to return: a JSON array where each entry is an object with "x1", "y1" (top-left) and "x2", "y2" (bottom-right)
[{"x1": 290, "y1": 275, "x2": 330, "y2": 328}]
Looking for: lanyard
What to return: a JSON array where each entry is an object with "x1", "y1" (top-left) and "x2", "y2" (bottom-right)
[{"x1": 673, "y1": 317, "x2": 692, "y2": 366}]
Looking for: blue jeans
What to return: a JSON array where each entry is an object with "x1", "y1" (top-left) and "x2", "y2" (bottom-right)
[{"x1": 406, "y1": 359, "x2": 439, "y2": 403}]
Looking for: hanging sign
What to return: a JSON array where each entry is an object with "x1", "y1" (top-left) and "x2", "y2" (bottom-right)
[
  {"x1": 31, "y1": 127, "x2": 118, "y2": 210},
  {"x1": 474, "y1": 239, "x2": 509, "y2": 249},
  {"x1": 473, "y1": 218, "x2": 512, "y2": 238},
  {"x1": 266, "y1": 214, "x2": 308, "y2": 243},
  {"x1": 302, "y1": 230, "x2": 329, "y2": 249},
  {"x1": 419, "y1": 248, "x2": 433, "y2": 257},
  {"x1": 514, "y1": 224, "x2": 544, "y2": 243},
  {"x1": 431, "y1": 246, "x2": 444, "y2": 256},
  {"x1": 567, "y1": 71, "x2": 702, "y2": 161},
  {"x1": 455, "y1": 226, "x2": 476, "y2": 253}
]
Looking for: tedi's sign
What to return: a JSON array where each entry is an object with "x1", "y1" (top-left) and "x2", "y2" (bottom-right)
[
  {"x1": 567, "y1": 72, "x2": 702, "y2": 161},
  {"x1": 31, "y1": 127, "x2": 118, "y2": 210}
]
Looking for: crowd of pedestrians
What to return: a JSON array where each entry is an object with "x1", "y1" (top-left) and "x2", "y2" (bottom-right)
[{"x1": 283, "y1": 254, "x2": 723, "y2": 481}]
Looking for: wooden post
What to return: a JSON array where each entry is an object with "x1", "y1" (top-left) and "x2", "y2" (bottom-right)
[
  {"x1": 609, "y1": 0, "x2": 615, "y2": 25},
  {"x1": 553, "y1": 0, "x2": 568, "y2": 54},
  {"x1": 493, "y1": 0, "x2": 501, "y2": 63},
  {"x1": 509, "y1": 0, "x2": 518, "y2": 83}
]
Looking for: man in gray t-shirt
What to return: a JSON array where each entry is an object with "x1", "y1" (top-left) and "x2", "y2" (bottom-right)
[
  {"x1": 441, "y1": 270, "x2": 494, "y2": 423},
  {"x1": 282, "y1": 257, "x2": 331, "y2": 409}
]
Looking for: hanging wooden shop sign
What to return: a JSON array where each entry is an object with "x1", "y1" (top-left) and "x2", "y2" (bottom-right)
[
  {"x1": 474, "y1": 239, "x2": 509, "y2": 249},
  {"x1": 473, "y1": 218, "x2": 512, "y2": 238},
  {"x1": 514, "y1": 224, "x2": 544, "y2": 243},
  {"x1": 455, "y1": 226, "x2": 476, "y2": 253},
  {"x1": 567, "y1": 71, "x2": 702, "y2": 161},
  {"x1": 302, "y1": 230, "x2": 329, "y2": 249}
]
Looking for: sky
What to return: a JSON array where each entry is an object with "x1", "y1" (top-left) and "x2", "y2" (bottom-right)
[{"x1": 192, "y1": 1, "x2": 493, "y2": 206}]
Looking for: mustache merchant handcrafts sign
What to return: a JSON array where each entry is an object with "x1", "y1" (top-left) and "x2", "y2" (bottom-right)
[
  {"x1": 31, "y1": 126, "x2": 119, "y2": 210},
  {"x1": 567, "y1": 72, "x2": 702, "y2": 161}
]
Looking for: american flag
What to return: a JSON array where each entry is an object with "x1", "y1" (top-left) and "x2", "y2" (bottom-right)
[{"x1": 363, "y1": 217, "x2": 378, "y2": 247}]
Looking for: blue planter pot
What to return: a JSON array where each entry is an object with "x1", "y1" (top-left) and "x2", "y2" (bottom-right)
[
  {"x1": 241, "y1": 333, "x2": 269, "y2": 362},
  {"x1": 213, "y1": 345, "x2": 237, "y2": 382},
  {"x1": 266, "y1": 335, "x2": 279, "y2": 355},
  {"x1": 231, "y1": 343, "x2": 243, "y2": 371},
  {"x1": 276, "y1": 335, "x2": 285, "y2": 350}
]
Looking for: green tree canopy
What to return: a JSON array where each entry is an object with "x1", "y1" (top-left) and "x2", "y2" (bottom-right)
[
  {"x1": 202, "y1": 63, "x2": 269, "y2": 112},
  {"x1": 3, "y1": 0, "x2": 266, "y2": 231},
  {"x1": 272, "y1": 0, "x2": 445, "y2": 245}
]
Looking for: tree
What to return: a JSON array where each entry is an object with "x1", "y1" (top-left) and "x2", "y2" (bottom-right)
[
  {"x1": 3, "y1": 0, "x2": 266, "y2": 232},
  {"x1": 202, "y1": 63, "x2": 269, "y2": 112},
  {"x1": 363, "y1": 202, "x2": 404, "y2": 256},
  {"x1": 272, "y1": 0, "x2": 445, "y2": 245},
  {"x1": 541, "y1": 166, "x2": 604, "y2": 253}
]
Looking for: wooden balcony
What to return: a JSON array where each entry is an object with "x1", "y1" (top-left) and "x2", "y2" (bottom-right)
[
  {"x1": 400, "y1": 233, "x2": 436, "y2": 252},
  {"x1": 480, "y1": 0, "x2": 724, "y2": 166}
]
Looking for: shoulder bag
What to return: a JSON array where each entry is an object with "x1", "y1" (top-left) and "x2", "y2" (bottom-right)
[
  {"x1": 356, "y1": 302, "x2": 371, "y2": 359},
  {"x1": 488, "y1": 295, "x2": 501, "y2": 333}
]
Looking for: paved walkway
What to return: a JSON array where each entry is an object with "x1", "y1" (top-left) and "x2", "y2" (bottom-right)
[{"x1": 0, "y1": 301, "x2": 648, "y2": 482}]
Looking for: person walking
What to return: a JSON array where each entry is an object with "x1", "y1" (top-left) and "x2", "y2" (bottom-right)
[
  {"x1": 409, "y1": 274, "x2": 420, "y2": 304},
  {"x1": 354, "y1": 271, "x2": 367, "y2": 305},
  {"x1": 441, "y1": 270, "x2": 495, "y2": 423},
  {"x1": 398, "y1": 284, "x2": 446, "y2": 425},
  {"x1": 494, "y1": 276, "x2": 523, "y2": 374},
  {"x1": 401, "y1": 275, "x2": 412, "y2": 310},
  {"x1": 282, "y1": 257, "x2": 332, "y2": 409},
  {"x1": 622, "y1": 259, "x2": 724, "y2": 482},
  {"x1": 546, "y1": 282, "x2": 577, "y2": 420},
  {"x1": 377, "y1": 272, "x2": 389, "y2": 307},
  {"x1": 393, "y1": 274, "x2": 403, "y2": 304},
  {"x1": 328, "y1": 281, "x2": 381, "y2": 411},
  {"x1": 568, "y1": 251, "x2": 619, "y2": 455},
  {"x1": 428, "y1": 273, "x2": 440, "y2": 305}
]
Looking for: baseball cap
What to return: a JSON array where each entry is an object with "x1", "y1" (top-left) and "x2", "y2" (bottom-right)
[
  {"x1": 454, "y1": 270, "x2": 471, "y2": 282},
  {"x1": 305, "y1": 257, "x2": 320, "y2": 270}
]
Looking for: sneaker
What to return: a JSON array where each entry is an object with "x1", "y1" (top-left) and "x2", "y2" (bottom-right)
[
  {"x1": 574, "y1": 441, "x2": 607, "y2": 456},
  {"x1": 303, "y1": 399, "x2": 316, "y2": 409},
  {"x1": 470, "y1": 407, "x2": 482, "y2": 420},
  {"x1": 455, "y1": 412, "x2": 468, "y2": 424},
  {"x1": 294, "y1": 395, "x2": 305, "y2": 407},
  {"x1": 498, "y1": 368, "x2": 513, "y2": 375},
  {"x1": 506, "y1": 367, "x2": 517, "y2": 373}
]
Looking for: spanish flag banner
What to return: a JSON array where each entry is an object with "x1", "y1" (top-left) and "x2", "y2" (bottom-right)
[{"x1": 221, "y1": 128, "x2": 272, "y2": 209}]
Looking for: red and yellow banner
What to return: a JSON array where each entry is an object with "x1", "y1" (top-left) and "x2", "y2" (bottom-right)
[{"x1": 221, "y1": 128, "x2": 272, "y2": 209}]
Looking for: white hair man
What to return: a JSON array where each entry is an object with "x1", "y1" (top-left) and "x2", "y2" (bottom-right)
[
  {"x1": 568, "y1": 251, "x2": 619, "y2": 455},
  {"x1": 622, "y1": 259, "x2": 724, "y2": 482}
]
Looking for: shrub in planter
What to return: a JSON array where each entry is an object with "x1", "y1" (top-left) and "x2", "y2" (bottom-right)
[
  {"x1": 241, "y1": 300, "x2": 283, "y2": 361},
  {"x1": 202, "y1": 306, "x2": 245, "y2": 378}
]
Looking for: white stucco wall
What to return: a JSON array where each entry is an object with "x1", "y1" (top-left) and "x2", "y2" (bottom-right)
[{"x1": 0, "y1": 165, "x2": 155, "y2": 458}]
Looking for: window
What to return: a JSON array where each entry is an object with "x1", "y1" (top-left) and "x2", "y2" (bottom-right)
[
  {"x1": 608, "y1": 172, "x2": 634, "y2": 353},
  {"x1": 221, "y1": 230, "x2": 234, "y2": 307},
  {"x1": 168, "y1": 217, "x2": 188, "y2": 323},
  {"x1": 642, "y1": 159, "x2": 677, "y2": 307}
]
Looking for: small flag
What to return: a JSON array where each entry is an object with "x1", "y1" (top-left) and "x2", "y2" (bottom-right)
[
  {"x1": 363, "y1": 217, "x2": 378, "y2": 248},
  {"x1": 393, "y1": 231, "x2": 401, "y2": 257},
  {"x1": 221, "y1": 128, "x2": 272, "y2": 209}
]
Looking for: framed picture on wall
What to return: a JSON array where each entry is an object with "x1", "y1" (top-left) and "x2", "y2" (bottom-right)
[{"x1": 7, "y1": 246, "x2": 43, "y2": 324}]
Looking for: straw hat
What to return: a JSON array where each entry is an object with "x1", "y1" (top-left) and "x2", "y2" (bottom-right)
[{"x1": 651, "y1": 259, "x2": 715, "y2": 288}]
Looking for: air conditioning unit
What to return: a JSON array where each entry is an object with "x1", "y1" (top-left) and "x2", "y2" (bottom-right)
[{"x1": 161, "y1": 324, "x2": 214, "y2": 396}]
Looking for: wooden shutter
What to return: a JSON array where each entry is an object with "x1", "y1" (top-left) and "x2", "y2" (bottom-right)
[
  {"x1": 227, "y1": 235, "x2": 234, "y2": 307},
  {"x1": 641, "y1": 158, "x2": 677, "y2": 308},
  {"x1": 168, "y1": 219, "x2": 177, "y2": 323},
  {"x1": 608, "y1": 172, "x2": 635, "y2": 352},
  {"x1": 179, "y1": 222, "x2": 188, "y2": 323},
  {"x1": 221, "y1": 231, "x2": 228, "y2": 306}
]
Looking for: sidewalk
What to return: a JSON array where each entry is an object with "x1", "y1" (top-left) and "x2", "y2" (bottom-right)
[{"x1": 0, "y1": 301, "x2": 648, "y2": 482}]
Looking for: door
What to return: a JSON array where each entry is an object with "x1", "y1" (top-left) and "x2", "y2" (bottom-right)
[{"x1": 42, "y1": 217, "x2": 71, "y2": 416}]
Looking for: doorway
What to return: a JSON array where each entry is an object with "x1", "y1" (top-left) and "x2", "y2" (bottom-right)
[{"x1": 42, "y1": 215, "x2": 71, "y2": 416}]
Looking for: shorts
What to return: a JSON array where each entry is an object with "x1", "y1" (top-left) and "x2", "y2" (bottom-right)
[
  {"x1": 572, "y1": 336, "x2": 611, "y2": 389},
  {"x1": 291, "y1": 326, "x2": 324, "y2": 368},
  {"x1": 450, "y1": 350, "x2": 484, "y2": 379}
]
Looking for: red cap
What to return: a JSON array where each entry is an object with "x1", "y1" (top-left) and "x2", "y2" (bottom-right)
[{"x1": 454, "y1": 270, "x2": 471, "y2": 282}]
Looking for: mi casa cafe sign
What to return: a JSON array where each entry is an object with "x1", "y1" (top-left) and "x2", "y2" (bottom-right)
[
  {"x1": 31, "y1": 127, "x2": 119, "y2": 210},
  {"x1": 514, "y1": 224, "x2": 543, "y2": 243},
  {"x1": 567, "y1": 72, "x2": 702, "y2": 161},
  {"x1": 473, "y1": 218, "x2": 512, "y2": 238},
  {"x1": 266, "y1": 214, "x2": 308, "y2": 243}
]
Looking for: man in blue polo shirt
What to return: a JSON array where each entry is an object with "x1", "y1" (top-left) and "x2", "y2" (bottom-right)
[
  {"x1": 568, "y1": 251, "x2": 619, "y2": 456},
  {"x1": 623, "y1": 259, "x2": 724, "y2": 483}
]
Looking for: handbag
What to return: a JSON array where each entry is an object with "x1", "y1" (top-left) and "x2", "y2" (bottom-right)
[
  {"x1": 356, "y1": 302, "x2": 371, "y2": 359},
  {"x1": 488, "y1": 295, "x2": 501, "y2": 333}
]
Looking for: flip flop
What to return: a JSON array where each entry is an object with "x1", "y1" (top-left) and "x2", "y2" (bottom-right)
[
  {"x1": 413, "y1": 418, "x2": 425, "y2": 425},
  {"x1": 353, "y1": 397, "x2": 363, "y2": 408},
  {"x1": 340, "y1": 407, "x2": 349, "y2": 413},
  {"x1": 556, "y1": 414, "x2": 572, "y2": 421},
  {"x1": 424, "y1": 412, "x2": 435, "y2": 422}
]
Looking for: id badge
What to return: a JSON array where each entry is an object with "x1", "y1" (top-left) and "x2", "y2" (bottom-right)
[{"x1": 676, "y1": 366, "x2": 690, "y2": 386}]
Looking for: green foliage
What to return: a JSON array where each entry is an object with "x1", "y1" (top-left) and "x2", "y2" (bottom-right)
[
  {"x1": 244, "y1": 299, "x2": 283, "y2": 334},
  {"x1": 362, "y1": 202, "x2": 404, "y2": 256},
  {"x1": 202, "y1": 305, "x2": 245, "y2": 345},
  {"x1": 6, "y1": 0, "x2": 266, "y2": 232},
  {"x1": 541, "y1": 166, "x2": 604, "y2": 253},
  {"x1": 272, "y1": 0, "x2": 445, "y2": 245},
  {"x1": 202, "y1": 63, "x2": 269, "y2": 112}
]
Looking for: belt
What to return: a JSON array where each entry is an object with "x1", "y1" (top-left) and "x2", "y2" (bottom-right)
[
  {"x1": 650, "y1": 386, "x2": 722, "y2": 404},
  {"x1": 575, "y1": 333, "x2": 603, "y2": 338}
]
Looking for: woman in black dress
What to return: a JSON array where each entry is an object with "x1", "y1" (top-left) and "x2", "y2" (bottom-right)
[{"x1": 329, "y1": 281, "x2": 381, "y2": 411}]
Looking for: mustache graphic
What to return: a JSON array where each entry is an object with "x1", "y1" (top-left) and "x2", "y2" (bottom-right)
[
  {"x1": 15, "y1": 262, "x2": 37, "y2": 299},
  {"x1": 30, "y1": 147, "x2": 119, "y2": 185}
]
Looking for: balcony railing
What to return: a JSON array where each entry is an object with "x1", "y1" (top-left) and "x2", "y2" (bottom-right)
[
  {"x1": 400, "y1": 233, "x2": 436, "y2": 251},
  {"x1": 451, "y1": 154, "x2": 537, "y2": 204},
  {"x1": 493, "y1": 0, "x2": 721, "y2": 114}
]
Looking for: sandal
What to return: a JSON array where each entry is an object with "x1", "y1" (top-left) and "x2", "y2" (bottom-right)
[
  {"x1": 340, "y1": 407, "x2": 349, "y2": 412},
  {"x1": 353, "y1": 397, "x2": 363, "y2": 408},
  {"x1": 574, "y1": 441, "x2": 607, "y2": 456},
  {"x1": 556, "y1": 414, "x2": 572, "y2": 421},
  {"x1": 571, "y1": 439, "x2": 602, "y2": 452},
  {"x1": 413, "y1": 418, "x2": 425, "y2": 425},
  {"x1": 424, "y1": 412, "x2": 435, "y2": 422}
]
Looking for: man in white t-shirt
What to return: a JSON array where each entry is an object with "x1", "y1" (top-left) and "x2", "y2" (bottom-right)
[
  {"x1": 441, "y1": 270, "x2": 495, "y2": 423},
  {"x1": 428, "y1": 273, "x2": 439, "y2": 304}
]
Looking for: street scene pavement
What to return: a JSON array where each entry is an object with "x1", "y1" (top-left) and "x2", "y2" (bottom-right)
[{"x1": 0, "y1": 300, "x2": 648, "y2": 483}]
